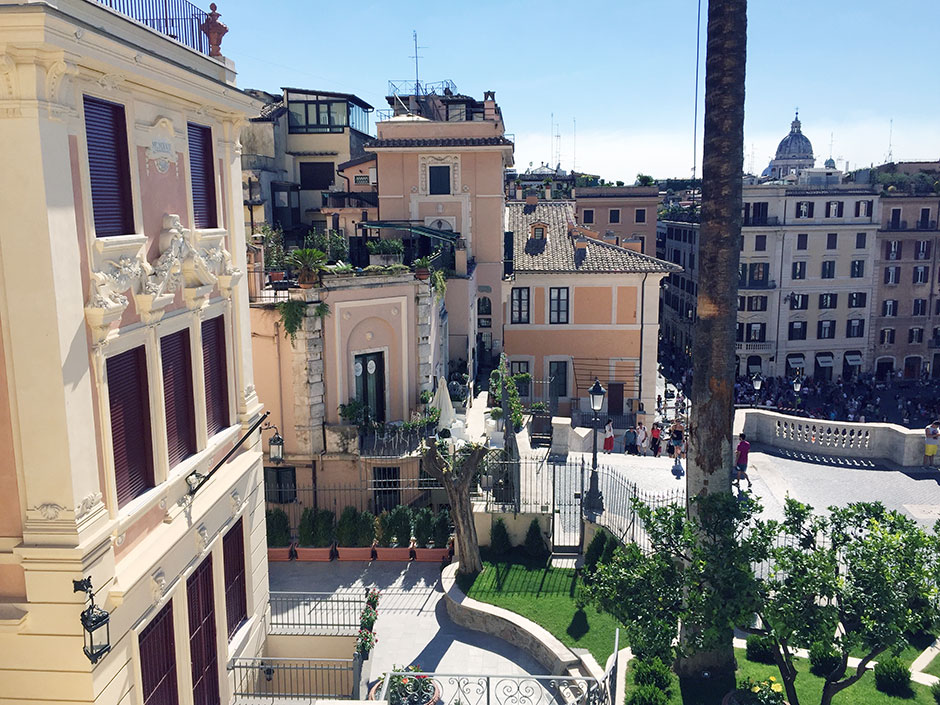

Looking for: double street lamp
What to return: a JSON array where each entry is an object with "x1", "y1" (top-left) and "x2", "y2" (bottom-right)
[{"x1": 583, "y1": 378, "x2": 606, "y2": 515}]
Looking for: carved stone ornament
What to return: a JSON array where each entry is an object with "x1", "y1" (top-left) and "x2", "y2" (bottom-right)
[
  {"x1": 418, "y1": 154, "x2": 460, "y2": 196},
  {"x1": 150, "y1": 569, "x2": 167, "y2": 604},
  {"x1": 115, "y1": 532, "x2": 126, "y2": 546},
  {"x1": 84, "y1": 214, "x2": 241, "y2": 343},
  {"x1": 75, "y1": 492, "x2": 102, "y2": 521},
  {"x1": 229, "y1": 489, "x2": 242, "y2": 514},
  {"x1": 43, "y1": 59, "x2": 78, "y2": 121},
  {"x1": 142, "y1": 117, "x2": 181, "y2": 176},
  {"x1": 33, "y1": 503, "x2": 66, "y2": 520},
  {"x1": 195, "y1": 524, "x2": 210, "y2": 552}
]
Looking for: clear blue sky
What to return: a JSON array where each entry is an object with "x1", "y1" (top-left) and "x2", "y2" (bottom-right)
[{"x1": 218, "y1": 1, "x2": 940, "y2": 181}]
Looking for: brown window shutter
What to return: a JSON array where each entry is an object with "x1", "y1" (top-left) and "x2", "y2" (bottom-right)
[
  {"x1": 107, "y1": 347, "x2": 154, "y2": 507},
  {"x1": 139, "y1": 601, "x2": 179, "y2": 705},
  {"x1": 83, "y1": 96, "x2": 134, "y2": 237},
  {"x1": 187, "y1": 557, "x2": 220, "y2": 705},
  {"x1": 161, "y1": 329, "x2": 196, "y2": 468},
  {"x1": 188, "y1": 123, "x2": 217, "y2": 229},
  {"x1": 223, "y1": 518, "x2": 247, "y2": 638},
  {"x1": 201, "y1": 316, "x2": 229, "y2": 436}
]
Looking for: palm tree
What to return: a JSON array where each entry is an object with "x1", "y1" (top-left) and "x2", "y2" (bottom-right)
[{"x1": 679, "y1": 0, "x2": 747, "y2": 682}]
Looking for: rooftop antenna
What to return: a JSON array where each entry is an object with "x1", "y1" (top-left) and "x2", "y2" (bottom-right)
[
  {"x1": 748, "y1": 142, "x2": 755, "y2": 174},
  {"x1": 573, "y1": 117, "x2": 577, "y2": 173},
  {"x1": 829, "y1": 132, "x2": 834, "y2": 160},
  {"x1": 887, "y1": 119, "x2": 894, "y2": 163},
  {"x1": 691, "y1": 0, "x2": 703, "y2": 180},
  {"x1": 409, "y1": 30, "x2": 427, "y2": 96}
]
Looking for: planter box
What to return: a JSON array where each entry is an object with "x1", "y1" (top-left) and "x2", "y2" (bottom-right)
[
  {"x1": 267, "y1": 546, "x2": 292, "y2": 562},
  {"x1": 337, "y1": 546, "x2": 374, "y2": 561},
  {"x1": 295, "y1": 547, "x2": 333, "y2": 561},
  {"x1": 375, "y1": 546, "x2": 412, "y2": 561},
  {"x1": 414, "y1": 548, "x2": 450, "y2": 563},
  {"x1": 369, "y1": 253, "x2": 403, "y2": 267}
]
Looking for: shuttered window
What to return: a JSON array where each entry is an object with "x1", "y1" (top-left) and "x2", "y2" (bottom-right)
[
  {"x1": 139, "y1": 601, "x2": 179, "y2": 705},
  {"x1": 107, "y1": 347, "x2": 154, "y2": 507},
  {"x1": 223, "y1": 518, "x2": 247, "y2": 638},
  {"x1": 84, "y1": 96, "x2": 134, "y2": 237},
  {"x1": 161, "y1": 329, "x2": 196, "y2": 468},
  {"x1": 188, "y1": 123, "x2": 217, "y2": 229},
  {"x1": 187, "y1": 557, "x2": 220, "y2": 705},
  {"x1": 201, "y1": 316, "x2": 229, "y2": 436}
]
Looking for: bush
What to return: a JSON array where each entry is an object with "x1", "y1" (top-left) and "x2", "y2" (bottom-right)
[
  {"x1": 632, "y1": 658, "x2": 672, "y2": 694},
  {"x1": 808, "y1": 641, "x2": 841, "y2": 677},
  {"x1": 523, "y1": 519, "x2": 548, "y2": 560},
  {"x1": 413, "y1": 507, "x2": 434, "y2": 547},
  {"x1": 874, "y1": 656, "x2": 910, "y2": 696},
  {"x1": 930, "y1": 681, "x2": 940, "y2": 705},
  {"x1": 313, "y1": 509, "x2": 335, "y2": 547},
  {"x1": 625, "y1": 684, "x2": 668, "y2": 705},
  {"x1": 375, "y1": 511, "x2": 392, "y2": 547},
  {"x1": 366, "y1": 238, "x2": 404, "y2": 255},
  {"x1": 387, "y1": 505, "x2": 413, "y2": 547},
  {"x1": 599, "y1": 534, "x2": 617, "y2": 565},
  {"x1": 266, "y1": 508, "x2": 291, "y2": 548},
  {"x1": 584, "y1": 529, "x2": 609, "y2": 572},
  {"x1": 432, "y1": 509, "x2": 451, "y2": 549},
  {"x1": 357, "y1": 510, "x2": 376, "y2": 547},
  {"x1": 336, "y1": 506, "x2": 359, "y2": 546},
  {"x1": 746, "y1": 634, "x2": 777, "y2": 665},
  {"x1": 490, "y1": 518, "x2": 512, "y2": 556}
]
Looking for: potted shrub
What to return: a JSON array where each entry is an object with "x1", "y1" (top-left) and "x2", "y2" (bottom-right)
[
  {"x1": 413, "y1": 508, "x2": 450, "y2": 562},
  {"x1": 367, "y1": 238, "x2": 405, "y2": 266},
  {"x1": 337, "y1": 507, "x2": 375, "y2": 561},
  {"x1": 266, "y1": 508, "x2": 292, "y2": 561},
  {"x1": 413, "y1": 256, "x2": 432, "y2": 281},
  {"x1": 287, "y1": 248, "x2": 327, "y2": 288},
  {"x1": 262, "y1": 224, "x2": 286, "y2": 281},
  {"x1": 296, "y1": 508, "x2": 334, "y2": 561},
  {"x1": 375, "y1": 505, "x2": 412, "y2": 560}
]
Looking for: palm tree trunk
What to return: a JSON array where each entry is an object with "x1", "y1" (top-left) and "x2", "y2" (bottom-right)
[{"x1": 678, "y1": 0, "x2": 747, "y2": 681}]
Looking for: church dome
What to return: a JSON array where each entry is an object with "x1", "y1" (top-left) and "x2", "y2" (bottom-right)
[
  {"x1": 775, "y1": 113, "x2": 814, "y2": 160},
  {"x1": 824, "y1": 157, "x2": 836, "y2": 169}
]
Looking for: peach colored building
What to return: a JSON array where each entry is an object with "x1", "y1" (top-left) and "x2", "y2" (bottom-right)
[
  {"x1": 0, "y1": 2, "x2": 269, "y2": 704},
  {"x1": 503, "y1": 201, "x2": 678, "y2": 422},
  {"x1": 573, "y1": 186, "x2": 660, "y2": 255}
]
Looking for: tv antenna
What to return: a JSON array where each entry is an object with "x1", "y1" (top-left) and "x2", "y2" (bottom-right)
[
  {"x1": 887, "y1": 119, "x2": 894, "y2": 163},
  {"x1": 409, "y1": 31, "x2": 428, "y2": 95}
]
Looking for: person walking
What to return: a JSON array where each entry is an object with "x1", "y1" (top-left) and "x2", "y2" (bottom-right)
[
  {"x1": 734, "y1": 432, "x2": 752, "y2": 490},
  {"x1": 669, "y1": 418, "x2": 685, "y2": 458},
  {"x1": 924, "y1": 420, "x2": 940, "y2": 467},
  {"x1": 623, "y1": 425, "x2": 637, "y2": 455},
  {"x1": 603, "y1": 419, "x2": 615, "y2": 454},
  {"x1": 650, "y1": 423, "x2": 662, "y2": 457},
  {"x1": 636, "y1": 422, "x2": 649, "y2": 456}
]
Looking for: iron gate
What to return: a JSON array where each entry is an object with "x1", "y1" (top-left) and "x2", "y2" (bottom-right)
[{"x1": 551, "y1": 461, "x2": 584, "y2": 553}]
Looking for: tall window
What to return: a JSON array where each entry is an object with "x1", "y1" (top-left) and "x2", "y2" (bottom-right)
[
  {"x1": 855, "y1": 232, "x2": 866, "y2": 249},
  {"x1": 755, "y1": 235, "x2": 766, "y2": 251},
  {"x1": 817, "y1": 320, "x2": 835, "y2": 339},
  {"x1": 796, "y1": 233, "x2": 808, "y2": 250},
  {"x1": 825, "y1": 201, "x2": 844, "y2": 218},
  {"x1": 429, "y1": 165, "x2": 450, "y2": 195},
  {"x1": 139, "y1": 602, "x2": 178, "y2": 705},
  {"x1": 747, "y1": 296, "x2": 767, "y2": 312},
  {"x1": 187, "y1": 123, "x2": 217, "y2": 229},
  {"x1": 510, "y1": 287, "x2": 529, "y2": 324},
  {"x1": 913, "y1": 299, "x2": 928, "y2": 316},
  {"x1": 914, "y1": 266, "x2": 929, "y2": 284},
  {"x1": 884, "y1": 266, "x2": 900, "y2": 285},
  {"x1": 635, "y1": 208, "x2": 646, "y2": 223},
  {"x1": 187, "y1": 557, "x2": 220, "y2": 705},
  {"x1": 202, "y1": 316, "x2": 229, "y2": 437},
  {"x1": 846, "y1": 319, "x2": 865, "y2": 338},
  {"x1": 548, "y1": 360, "x2": 568, "y2": 399},
  {"x1": 107, "y1": 347, "x2": 154, "y2": 508},
  {"x1": 850, "y1": 260, "x2": 865, "y2": 278},
  {"x1": 821, "y1": 261, "x2": 835, "y2": 278},
  {"x1": 746, "y1": 323, "x2": 766, "y2": 342},
  {"x1": 264, "y1": 466, "x2": 297, "y2": 503},
  {"x1": 609, "y1": 209, "x2": 621, "y2": 224},
  {"x1": 792, "y1": 261, "x2": 806, "y2": 280},
  {"x1": 826, "y1": 233, "x2": 838, "y2": 249},
  {"x1": 819, "y1": 293, "x2": 838, "y2": 309},
  {"x1": 910, "y1": 327, "x2": 925, "y2": 344},
  {"x1": 788, "y1": 321, "x2": 807, "y2": 340},
  {"x1": 848, "y1": 292, "x2": 867, "y2": 308},
  {"x1": 223, "y1": 519, "x2": 247, "y2": 639},
  {"x1": 510, "y1": 361, "x2": 530, "y2": 396},
  {"x1": 883, "y1": 299, "x2": 897, "y2": 317},
  {"x1": 748, "y1": 262, "x2": 769, "y2": 285},
  {"x1": 549, "y1": 287, "x2": 569, "y2": 324},
  {"x1": 789, "y1": 293, "x2": 808, "y2": 310},
  {"x1": 161, "y1": 329, "x2": 196, "y2": 469},
  {"x1": 880, "y1": 328, "x2": 895, "y2": 345},
  {"x1": 916, "y1": 241, "x2": 931, "y2": 260},
  {"x1": 83, "y1": 96, "x2": 134, "y2": 237},
  {"x1": 582, "y1": 209, "x2": 594, "y2": 224},
  {"x1": 885, "y1": 241, "x2": 902, "y2": 259},
  {"x1": 796, "y1": 201, "x2": 814, "y2": 218}
]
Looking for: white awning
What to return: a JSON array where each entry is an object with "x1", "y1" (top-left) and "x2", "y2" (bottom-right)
[
  {"x1": 786, "y1": 354, "x2": 806, "y2": 367},
  {"x1": 844, "y1": 352, "x2": 863, "y2": 366},
  {"x1": 816, "y1": 353, "x2": 835, "y2": 368}
]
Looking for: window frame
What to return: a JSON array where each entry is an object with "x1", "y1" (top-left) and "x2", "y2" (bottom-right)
[
  {"x1": 821, "y1": 260, "x2": 836, "y2": 279},
  {"x1": 161, "y1": 328, "x2": 197, "y2": 470},
  {"x1": 548, "y1": 360, "x2": 569, "y2": 399},
  {"x1": 582, "y1": 209, "x2": 594, "y2": 225},
  {"x1": 635, "y1": 208, "x2": 646, "y2": 224},
  {"x1": 107, "y1": 345, "x2": 155, "y2": 509},
  {"x1": 428, "y1": 165, "x2": 451, "y2": 195},
  {"x1": 549, "y1": 287, "x2": 569, "y2": 324},
  {"x1": 608, "y1": 208, "x2": 621, "y2": 224},
  {"x1": 83, "y1": 95, "x2": 135, "y2": 237},
  {"x1": 223, "y1": 518, "x2": 248, "y2": 639},
  {"x1": 510, "y1": 360, "x2": 530, "y2": 397},
  {"x1": 510, "y1": 287, "x2": 530, "y2": 324},
  {"x1": 187, "y1": 122, "x2": 218, "y2": 229}
]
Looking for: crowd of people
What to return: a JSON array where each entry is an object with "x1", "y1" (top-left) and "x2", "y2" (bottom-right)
[{"x1": 601, "y1": 416, "x2": 689, "y2": 460}]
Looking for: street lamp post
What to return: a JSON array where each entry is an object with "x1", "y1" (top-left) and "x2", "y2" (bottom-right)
[
  {"x1": 751, "y1": 373, "x2": 763, "y2": 392},
  {"x1": 583, "y1": 378, "x2": 606, "y2": 515}
]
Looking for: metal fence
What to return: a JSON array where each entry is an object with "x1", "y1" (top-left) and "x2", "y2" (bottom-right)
[
  {"x1": 229, "y1": 657, "x2": 359, "y2": 703},
  {"x1": 374, "y1": 671, "x2": 612, "y2": 705},
  {"x1": 268, "y1": 590, "x2": 365, "y2": 635},
  {"x1": 95, "y1": 0, "x2": 210, "y2": 55},
  {"x1": 592, "y1": 468, "x2": 684, "y2": 553}
]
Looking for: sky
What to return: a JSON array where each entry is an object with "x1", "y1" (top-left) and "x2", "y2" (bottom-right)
[{"x1": 218, "y1": 1, "x2": 940, "y2": 182}]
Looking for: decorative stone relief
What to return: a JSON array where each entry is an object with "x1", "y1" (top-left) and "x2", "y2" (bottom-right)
[
  {"x1": 141, "y1": 116, "x2": 181, "y2": 176},
  {"x1": 115, "y1": 533, "x2": 126, "y2": 547},
  {"x1": 195, "y1": 525, "x2": 210, "y2": 552},
  {"x1": 230, "y1": 489, "x2": 242, "y2": 514},
  {"x1": 43, "y1": 59, "x2": 78, "y2": 121},
  {"x1": 33, "y1": 503, "x2": 65, "y2": 520},
  {"x1": 0, "y1": 53, "x2": 21, "y2": 118},
  {"x1": 150, "y1": 570, "x2": 166, "y2": 604},
  {"x1": 418, "y1": 154, "x2": 460, "y2": 196},
  {"x1": 84, "y1": 214, "x2": 241, "y2": 342},
  {"x1": 75, "y1": 492, "x2": 102, "y2": 521},
  {"x1": 97, "y1": 73, "x2": 125, "y2": 92}
]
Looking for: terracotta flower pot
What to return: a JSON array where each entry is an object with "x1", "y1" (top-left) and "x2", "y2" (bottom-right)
[
  {"x1": 338, "y1": 546, "x2": 375, "y2": 561},
  {"x1": 295, "y1": 546, "x2": 333, "y2": 561},
  {"x1": 269, "y1": 271, "x2": 285, "y2": 282},
  {"x1": 415, "y1": 268, "x2": 430, "y2": 281},
  {"x1": 414, "y1": 548, "x2": 450, "y2": 563},
  {"x1": 267, "y1": 546, "x2": 292, "y2": 562},
  {"x1": 375, "y1": 546, "x2": 413, "y2": 561}
]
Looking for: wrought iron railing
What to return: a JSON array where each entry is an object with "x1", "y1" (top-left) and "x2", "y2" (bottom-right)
[
  {"x1": 94, "y1": 0, "x2": 210, "y2": 55},
  {"x1": 229, "y1": 657, "x2": 359, "y2": 702},
  {"x1": 268, "y1": 591, "x2": 365, "y2": 635},
  {"x1": 375, "y1": 671, "x2": 612, "y2": 705}
]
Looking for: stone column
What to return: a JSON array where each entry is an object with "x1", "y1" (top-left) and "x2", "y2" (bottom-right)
[{"x1": 291, "y1": 288, "x2": 325, "y2": 456}]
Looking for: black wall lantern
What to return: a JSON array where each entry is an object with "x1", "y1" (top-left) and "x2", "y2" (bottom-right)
[
  {"x1": 73, "y1": 577, "x2": 111, "y2": 664},
  {"x1": 263, "y1": 422, "x2": 284, "y2": 464}
]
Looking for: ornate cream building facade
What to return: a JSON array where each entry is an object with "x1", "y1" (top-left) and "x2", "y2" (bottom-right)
[{"x1": 0, "y1": 2, "x2": 268, "y2": 703}]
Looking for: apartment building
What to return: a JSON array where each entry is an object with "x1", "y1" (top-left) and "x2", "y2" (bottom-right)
[
  {"x1": 871, "y1": 193, "x2": 940, "y2": 379},
  {"x1": 573, "y1": 186, "x2": 660, "y2": 254},
  {"x1": 504, "y1": 201, "x2": 678, "y2": 419},
  {"x1": 0, "y1": 2, "x2": 267, "y2": 703},
  {"x1": 657, "y1": 219, "x2": 700, "y2": 357}
]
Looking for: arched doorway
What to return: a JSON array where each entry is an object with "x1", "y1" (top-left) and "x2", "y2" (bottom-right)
[
  {"x1": 904, "y1": 355, "x2": 923, "y2": 379},
  {"x1": 875, "y1": 357, "x2": 895, "y2": 381}
]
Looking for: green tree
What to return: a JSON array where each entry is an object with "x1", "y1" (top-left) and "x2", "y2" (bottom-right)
[{"x1": 635, "y1": 173, "x2": 655, "y2": 186}]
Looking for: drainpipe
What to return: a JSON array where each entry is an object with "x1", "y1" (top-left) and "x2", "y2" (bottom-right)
[{"x1": 639, "y1": 272, "x2": 647, "y2": 415}]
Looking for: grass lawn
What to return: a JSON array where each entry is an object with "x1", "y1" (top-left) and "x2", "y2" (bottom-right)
[
  {"x1": 849, "y1": 631, "x2": 936, "y2": 669},
  {"x1": 924, "y1": 653, "x2": 940, "y2": 679},
  {"x1": 627, "y1": 648, "x2": 936, "y2": 705},
  {"x1": 456, "y1": 549, "x2": 620, "y2": 665}
]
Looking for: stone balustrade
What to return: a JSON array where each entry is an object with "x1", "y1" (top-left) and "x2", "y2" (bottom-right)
[{"x1": 740, "y1": 409, "x2": 926, "y2": 467}]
